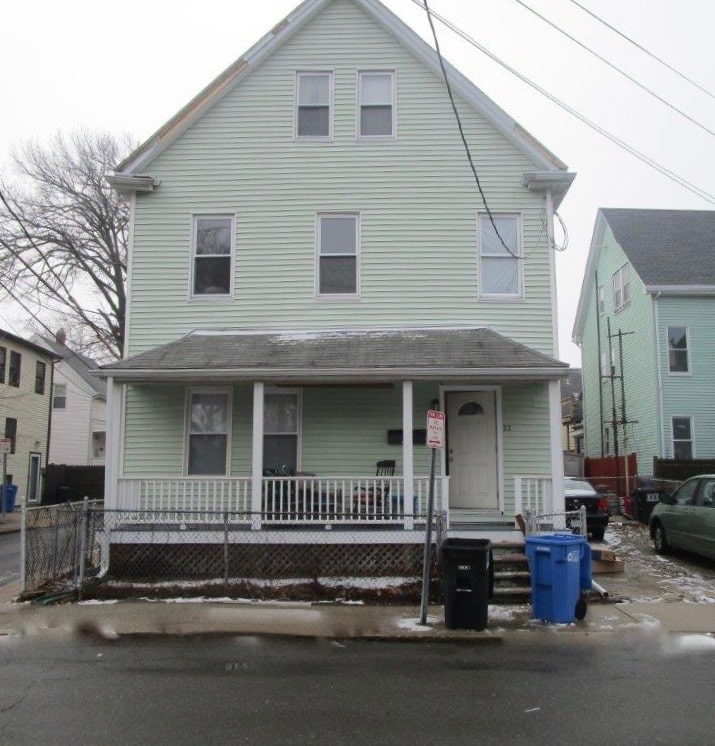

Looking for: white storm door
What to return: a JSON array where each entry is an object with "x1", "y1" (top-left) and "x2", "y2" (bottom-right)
[{"x1": 447, "y1": 391, "x2": 498, "y2": 510}]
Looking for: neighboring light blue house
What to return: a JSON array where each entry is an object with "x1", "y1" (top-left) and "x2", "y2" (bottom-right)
[
  {"x1": 100, "y1": 0, "x2": 575, "y2": 546},
  {"x1": 573, "y1": 208, "x2": 715, "y2": 476}
]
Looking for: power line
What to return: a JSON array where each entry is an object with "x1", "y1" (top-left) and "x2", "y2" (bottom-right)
[
  {"x1": 515, "y1": 0, "x2": 715, "y2": 138},
  {"x1": 422, "y1": 0, "x2": 520, "y2": 259},
  {"x1": 408, "y1": 0, "x2": 715, "y2": 206},
  {"x1": 569, "y1": 0, "x2": 715, "y2": 102}
]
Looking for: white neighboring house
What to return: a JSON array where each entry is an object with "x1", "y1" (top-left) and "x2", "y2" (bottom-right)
[{"x1": 32, "y1": 333, "x2": 107, "y2": 466}]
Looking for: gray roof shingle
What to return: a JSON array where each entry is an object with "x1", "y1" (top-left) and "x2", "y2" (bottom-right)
[
  {"x1": 102, "y1": 328, "x2": 567, "y2": 380},
  {"x1": 602, "y1": 208, "x2": 715, "y2": 287}
]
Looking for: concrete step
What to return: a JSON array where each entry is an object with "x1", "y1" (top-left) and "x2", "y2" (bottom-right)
[{"x1": 491, "y1": 587, "x2": 531, "y2": 604}]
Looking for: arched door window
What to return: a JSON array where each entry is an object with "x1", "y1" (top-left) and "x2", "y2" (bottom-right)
[{"x1": 457, "y1": 401, "x2": 484, "y2": 416}]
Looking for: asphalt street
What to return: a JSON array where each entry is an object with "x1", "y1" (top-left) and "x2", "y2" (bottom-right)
[
  {"x1": 0, "y1": 533, "x2": 20, "y2": 588},
  {"x1": 0, "y1": 633, "x2": 713, "y2": 745}
]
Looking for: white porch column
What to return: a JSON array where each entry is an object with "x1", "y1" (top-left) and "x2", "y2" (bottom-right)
[
  {"x1": 402, "y1": 380, "x2": 414, "y2": 530},
  {"x1": 549, "y1": 379, "x2": 565, "y2": 513},
  {"x1": 251, "y1": 381, "x2": 265, "y2": 530},
  {"x1": 104, "y1": 377, "x2": 123, "y2": 510}
]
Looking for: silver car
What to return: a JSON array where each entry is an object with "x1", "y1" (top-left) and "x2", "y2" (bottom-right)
[{"x1": 649, "y1": 475, "x2": 715, "y2": 560}]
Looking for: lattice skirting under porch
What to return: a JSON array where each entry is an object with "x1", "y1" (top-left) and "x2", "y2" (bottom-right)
[{"x1": 109, "y1": 542, "x2": 433, "y2": 582}]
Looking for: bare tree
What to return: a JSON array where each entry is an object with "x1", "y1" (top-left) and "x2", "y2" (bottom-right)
[{"x1": 0, "y1": 131, "x2": 134, "y2": 360}]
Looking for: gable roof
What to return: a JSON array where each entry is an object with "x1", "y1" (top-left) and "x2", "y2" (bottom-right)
[
  {"x1": 0, "y1": 328, "x2": 57, "y2": 360},
  {"x1": 33, "y1": 336, "x2": 106, "y2": 398},
  {"x1": 111, "y1": 0, "x2": 572, "y2": 200},
  {"x1": 573, "y1": 208, "x2": 715, "y2": 343},
  {"x1": 99, "y1": 327, "x2": 568, "y2": 382},
  {"x1": 601, "y1": 208, "x2": 715, "y2": 287}
]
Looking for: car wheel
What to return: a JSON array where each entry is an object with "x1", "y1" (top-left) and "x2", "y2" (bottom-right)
[
  {"x1": 653, "y1": 521, "x2": 670, "y2": 554},
  {"x1": 590, "y1": 526, "x2": 606, "y2": 543}
]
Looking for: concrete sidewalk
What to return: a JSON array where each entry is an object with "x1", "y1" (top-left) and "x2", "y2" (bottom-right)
[
  {"x1": 0, "y1": 581, "x2": 712, "y2": 641},
  {"x1": 0, "y1": 511, "x2": 20, "y2": 535}
]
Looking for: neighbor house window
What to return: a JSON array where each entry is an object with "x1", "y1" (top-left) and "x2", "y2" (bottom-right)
[
  {"x1": 672, "y1": 417, "x2": 693, "y2": 459},
  {"x1": 317, "y1": 213, "x2": 359, "y2": 297},
  {"x1": 479, "y1": 214, "x2": 521, "y2": 297},
  {"x1": 597, "y1": 285, "x2": 605, "y2": 315},
  {"x1": 0, "y1": 346, "x2": 6, "y2": 384},
  {"x1": 603, "y1": 427, "x2": 611, "y2": 455},
  {"x1": 667, "y1": 326, "x2": 689, "y2": 374},
  {"x1": 4, "y1": 418, "x2": 17, "y2": 454},
  {"x1": 35, "y1": 361, "x2": 46, "y2": 395},
  {"x1": 92, "y1": 431, "x2": 106, "y2": 460},
  {"x1": 358, "y1": 71, "x2": 395, "y2": 138},
  {"x1": 187, "y1": 390, "x2": 230, "y2": 475},
  {"x1": 296, "y1": 72, "x2": 332, "y2": 139},
  {"x1": 192, "y1": 215, "x2": 233, "y2": 297},
  {"x1": 264, "y1": 390, "x2": 300, "y2": 473},
  {"x1": 612, "y1": 264, "x2": 630, "y2": 311},
  {"x1": 53, "y1": 383, "x2": 67, "y2": 409},
  {"x1": 8, "y1": 351, "x2": 20, "y2": 388}
]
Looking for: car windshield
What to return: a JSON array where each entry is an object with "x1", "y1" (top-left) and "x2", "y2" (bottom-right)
[{"x1": 565, "y1": 480, "x2": 595, "y2": 492}]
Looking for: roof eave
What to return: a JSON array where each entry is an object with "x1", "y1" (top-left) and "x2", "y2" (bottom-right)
[
  {"x1": 97, "y1": 366, "x2": 568, "y2": 383},
  {"x1": 521, "y1": 171, "x2": 576, "y2": 209},
  {"x1": 645, "y1": 284, "x2": 715, "y2": 297},
  {"x1": 105, "y1": 173, "x2": 157, "y2": 195}
]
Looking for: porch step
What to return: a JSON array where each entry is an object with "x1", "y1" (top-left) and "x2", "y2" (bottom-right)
[
  {"x1": 491, "y1": 587, "x2": 532, "y2": 604},
  {"x1": 491, "y1": 546, "x2": 531, "y2": 604}
]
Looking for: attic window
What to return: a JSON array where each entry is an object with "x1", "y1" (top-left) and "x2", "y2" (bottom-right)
[
  {"x1": 296, "y1": 72, "x2": 332, "y2": 139},
  {"x1": 612, "y1": 264, "x2": 630, "y2": 311},
  {"x1": 358, "y1": 71, "x2": 395, "y2": 138}
]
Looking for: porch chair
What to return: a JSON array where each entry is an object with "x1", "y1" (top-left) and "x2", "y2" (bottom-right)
[{"x1": 353, "y1": 460, "x2": 396, "y2": 516}]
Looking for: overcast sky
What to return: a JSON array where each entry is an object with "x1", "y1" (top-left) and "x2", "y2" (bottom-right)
[{"x1": 1, "y1": 0, "x2": 713, "y2": 365}]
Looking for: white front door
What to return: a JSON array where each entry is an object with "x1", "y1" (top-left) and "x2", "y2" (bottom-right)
[{"x1": 447, "y1": 391, "x2": 499, "y2": 510}]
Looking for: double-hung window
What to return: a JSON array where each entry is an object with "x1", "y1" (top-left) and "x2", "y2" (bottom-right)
[
  {"x1": 263, "y1": 389, "x2": 301, "y2": 473},
  {"x1": 296, "y1": 72, "x2": 332, "y2": 139},
  {"x1": 667, "y1": 326, "x2": 690, "y2": 374},
  {"x1": 8, "y1": 351, "x2": 20, "y2": 388},
  {"x1": 53, "y1": 383, "x2": 67, "y2": 409},
  {"x1": 191, "y1": 215, "x2": 233, "y2": 297},
  {"x1": 4, "y1": 418, "x2": 17, "y2": 455},
  {"x1": 358, "y1": 71, "x2": 395, "y2": 138},
  {"x1": 35, "y1": 361, "x2": 46, "y2": 395},
  {"x1": 187, "y1": 390, "x2": 230, "y2": 476},
  {"x1": 672, "y1": 417, "x2": 694, "y2": 459},
  {"x1": 478, "y1": 214, "x2": 522, "y2": 298},
  {"x1": 0, "y1": 346, "x2": 6, "y2": 384},
  {"x1": 597, "y1": 285, "x2": 605, "y2": 315},
  {"x1": 317, "y1": 213, "x2": 359, "y2": 298},
  {"x1": 612, "y1": 264, "x2": 630, "y2": 311}
]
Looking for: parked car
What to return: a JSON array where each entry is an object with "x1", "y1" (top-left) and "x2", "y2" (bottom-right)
[
  {"x1": 563, "y1": 478, "x2": 610, "y2": 542},
  {"x1": 649, "y1": 475, "x2": 715, "y2": 560}
]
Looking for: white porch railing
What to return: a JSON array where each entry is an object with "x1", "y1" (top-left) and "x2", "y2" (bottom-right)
[
  {"x1": 514, "y1": 476, "x2": 553, "y2": 517},
  {"x1": 116, "y1": 475, "x2": 449, "y2": 528}
]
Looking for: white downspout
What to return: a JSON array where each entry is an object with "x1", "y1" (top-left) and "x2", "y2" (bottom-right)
[
  {"x1": 653, "y1": 293, "x2": 666, "y2": 458},
  {"x1": 545, "y1": 190, "x2": 560, "y2": 359}
]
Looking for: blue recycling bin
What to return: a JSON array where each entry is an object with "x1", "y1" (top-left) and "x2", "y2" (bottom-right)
[
  {"x1": 1, "y1": 485, "x2": 18, "y2": 513},
  {"x1": 525, "y1": 534, "x2": 587, "y2": 623}
]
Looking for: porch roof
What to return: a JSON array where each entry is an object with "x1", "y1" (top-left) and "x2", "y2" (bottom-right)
[{"x1": 100, "y1": 327, "x2": 569, "y2": 383}]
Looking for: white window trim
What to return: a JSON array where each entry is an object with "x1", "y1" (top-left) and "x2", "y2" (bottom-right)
[
  {"x1": 264, "y1": 386, "x2": 303, "y2": 472},
  {"x1": 295, "y1": 71, "x2": 334, "y2": 142},
  {"x1": 184, "y1": 386, "x2": 233, "y2": 477},
  {"x1": 477, "y1": 212, "x2": 524, "y2": 301},
  {"x1": 189, "y1": 214, "x2": 235, "y2": 301},
  {"x1": 666, "y1": 325, "x2": 691, "y2": 377},
  {"x1": 671, "y1": 415, "x2": 695, "y2": 459},
  {"x1": 314, "y1": 212, "x2": 361, "y2": 301},
  {"x1": 53, "y1": 382, "x2": 67, "y2": 409},
  {"x1": 356, "y1": 70, "x2": 397, "y2": 141},
  {"x1": 597, "y1": 285, "x2": 605, "y2": 316},
  {"x1": 612, "y1": 264, "x2": 630, "y2": 312}
]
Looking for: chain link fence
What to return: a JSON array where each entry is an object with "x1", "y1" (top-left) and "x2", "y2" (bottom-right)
[{"x1": 22, "y1": 505, "x2": 446, "y2": 603}]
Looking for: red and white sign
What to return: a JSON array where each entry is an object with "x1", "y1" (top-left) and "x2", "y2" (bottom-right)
[
  {"x1": 426, "y1": 410, "x2": 445, "y2": 449},
  {"x1": 0, "y1": 438, "x2": 11, "y2": 455}
]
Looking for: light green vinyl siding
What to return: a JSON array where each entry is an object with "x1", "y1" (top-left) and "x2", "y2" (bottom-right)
[
  {"x1": 580, "y1": 223, "x2": 659, "y2": 472},
  {"x1": 657, "y1": 296, "x2": 715, "y2": 459},
  {"x1": 127, "y1": 0, "x2": 555, "y2": 358}
]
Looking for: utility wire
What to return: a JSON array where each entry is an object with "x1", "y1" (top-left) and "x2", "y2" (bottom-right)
[
  {"x1": 515, "y1": 0, "x2": 715, "y2": 138},
  {"x1": 422, "y1": 0, "x2": 520, "y2": 258},
  {"x1": 569, "y1": 0, "x2": 715, "y2": 102},
  {"x1": 408, "y1": 0, "x2": 715, "y2": 206}
]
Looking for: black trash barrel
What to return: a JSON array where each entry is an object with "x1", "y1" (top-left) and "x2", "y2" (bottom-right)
[
  {"x1": 630, "y1": 488, "x2": 665, "y2": 524},
  {"x1": 440, "y1": 538, "x2": 493, "y2": 631}
]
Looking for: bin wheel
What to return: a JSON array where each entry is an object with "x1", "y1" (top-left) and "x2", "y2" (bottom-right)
[{"x1": 575, "y1": 596, "x2": 588, "y2": 621}]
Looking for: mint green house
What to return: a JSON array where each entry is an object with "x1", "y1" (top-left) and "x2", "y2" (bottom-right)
[
  {"x1": 573, "y1": 208, "x2": 715, "y2": 478},
  {"x1": 101, "y1": 0, "x2": 574, "y2": 544}
]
